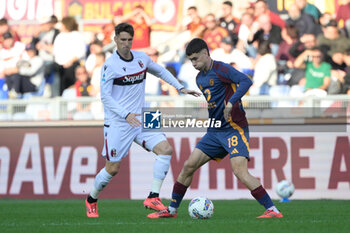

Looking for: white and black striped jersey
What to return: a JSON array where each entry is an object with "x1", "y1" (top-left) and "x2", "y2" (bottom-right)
[{"x1": 100, "y1": 50, "x2": 184, "y2": 124}]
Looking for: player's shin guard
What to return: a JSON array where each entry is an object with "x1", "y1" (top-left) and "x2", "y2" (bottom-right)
[
  {"x1": 251, "y1": 185, "x2": 274, "y2": 209},
  {"x1": 89, "y1": 168, "x2": 113, "y2": 199},
  {"x1": 151, "y1": 155, "x2": 171, "y2": 194}
]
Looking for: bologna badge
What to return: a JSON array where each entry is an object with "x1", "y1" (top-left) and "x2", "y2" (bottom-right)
[
  {"x1": 111, "y1": 148, "x2": 117, "y2": 157},
  {"x1": 138, "y1": 60, "x2": 144, "y2": 68}
]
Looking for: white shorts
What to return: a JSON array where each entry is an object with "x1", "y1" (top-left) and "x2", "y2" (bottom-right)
[{"x1": 101, "y1": 122, "x2": 167, "y2": 162}]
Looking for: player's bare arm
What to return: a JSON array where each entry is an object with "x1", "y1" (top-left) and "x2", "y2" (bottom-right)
[
  {"x1": 223, "y1": 102, "x2": 233, "y2": 122},
  {"x1": 179, "y1": 88, "x2": 202, "y2": 97},
  {"x1": 125, "y1": 113, "x2": 142, "y2": 127}
]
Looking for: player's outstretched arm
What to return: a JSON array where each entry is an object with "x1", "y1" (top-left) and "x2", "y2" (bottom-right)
[{"x1": 179, "y1": 88, "x2": 202, "y2": 97}]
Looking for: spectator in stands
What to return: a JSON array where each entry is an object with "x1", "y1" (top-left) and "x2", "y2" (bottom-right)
[
  {"x1": 211, "y1": 36, "x2": 252, "y2": 72},
  {"x1": 176, "y1": 6, "x2": 205, "y2": 39},
  {"x1": 289, "y1": 33, "x2": 317, "y2": 59},
  {"x1": 294, "y1": 47, "x2": 331, "y2": 93},
  {"x1": 276, "y1": 25, "x2": 299, "y2": 66},
  {"x1": 319, "y1": 12, "x2": 333, "y2": 28},
  {"x1": 85, "y1": 40, "x2": 103, "y2": 76},
  {"x1": 74, "y1": 66, "x2": 93, "y2": 97},
  {"x1": 247, "y1": 14, "x2": 282, "y2": 58},
  {"x1": 202, "y1": 13, "x2": 229, "y2": 51},
  {"x1": 288, "y1": 33, "x2": 317, "y2": 85},
  {"x1": 314, "y1": 12, "x2": 332, "y2": 35},
  {"x1": 160, "y1": 65, "x2": 179, "y2": 97},
  {"x1": 0, "y1": 18, "x2": 21, "y2": 48},
  {"x1": 123, "y1": 4, "x2": 152, "y2": 50},
  {"x1": 0, "y1": 32, "x2": 26, "y2": 97},
  {"x1": 295, "y1": 0, "x2": 321, "y2": 22},
  {"x1": 219, "y1": 1, "x2": 239, "y2": 45},
  {"x1": 53, "y1": 16, "x2": 86, "y2": 95},
  {"x1": 101, "y1": 22, "x2": 115, "y2": 48},
  {"x1": 250, "y1": 41, "x2": 277, "y2": 95},
  {"x1": 253, "y1": 0, "x2": 285, "y2": 30},
  {"x1": 317, "y1": 20, "x2": 350, "y2": 70},
  {"x1": 336, "y1": 0, "x2": 350, "y2": 37},
  {"x1": 275, "y1": 25, "x2": 299, "y2": 84},
  {"x1": 331, "y1": 49, "x2": 350, "y2": 95},
  {"x1": 286, "y1": 3, "x2": 317, "y2": 37},
  {"x1": 35, "y1": 15, "x2": 60, "y2": 97},
  {"x1": 144, "y1": 47, "x2": 161, "y2": 96},
  {"x1": 177, "y1": 57, "x2": 201, "y2": 93},
  {"x1": 2, "y1": 42, "x2": 44, "y2": 98},
  {"x1": 15, "y1": 43, "x2": 46, "y2": 97},
  {"x1": 237, "y1": 12, "x2": 254, "y2": 50},
  {"x1": 90, "y1": 52, "x2": 105, "y2": 97}
]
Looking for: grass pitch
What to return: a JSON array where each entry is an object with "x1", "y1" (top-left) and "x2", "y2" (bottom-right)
[{"x1": 1, "y1": 199, "x2": 349, "y2": 233}]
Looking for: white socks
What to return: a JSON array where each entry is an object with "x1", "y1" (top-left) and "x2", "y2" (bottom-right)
[
  {"x1": 151, "y1": 155, "x2": 171, "y2": 194},
  {"x1": 168, "y1": 206, "x2": 177, "y2": 214},
  {"x1": 89, "y1": 168, "x2": 113, "y2": 199},
  {"x1": 267, "y1": 206, "x2": 280, "y2": 213}
]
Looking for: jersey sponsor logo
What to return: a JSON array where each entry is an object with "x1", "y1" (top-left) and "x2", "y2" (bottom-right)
[
  {"x1": 143, "y1": 110, "x2": 161, "y2": 129},
  {"x1": 113, "y1": 69, "x2": 147, "y2": 85}
]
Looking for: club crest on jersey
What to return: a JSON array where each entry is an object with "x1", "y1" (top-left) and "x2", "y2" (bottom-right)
[
  {"x1": 209, "y1": 79, "x2": 214, "y2": 86},
  {"x1": 138, "y1": 60, "x2": 144, "y2": 68},
  {"x1": 122, "y1": 67, "x2": 126, "y2": 72},
  {"x1": 111, "y1": 148, "x2": 117, "y2": 157}
]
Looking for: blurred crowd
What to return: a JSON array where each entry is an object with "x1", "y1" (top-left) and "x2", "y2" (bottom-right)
[{"x1": 1, "y1": 0, "x2": 350, "y2": 104}]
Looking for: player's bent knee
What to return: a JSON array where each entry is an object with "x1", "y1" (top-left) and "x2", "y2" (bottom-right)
[
  {"x1": 105, "y1": 162, "x2": 121, "y2": 176},
  {"x1": 154, "y1": 141, "x2": 173, "y2": 155}
]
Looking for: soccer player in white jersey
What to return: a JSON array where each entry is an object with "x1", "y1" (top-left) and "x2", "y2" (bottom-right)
[{"x1": 85, "y1": 23, "x2": 201, "y2": 217}]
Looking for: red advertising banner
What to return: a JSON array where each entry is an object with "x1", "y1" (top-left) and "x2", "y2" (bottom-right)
[
  {"x1": 0, "y1": 0, "x2": 55, "y2": 21},
  {"x1": 63, "y1": 0, "x2": 184, "y2": 31},
  {"x1": 0, "y1": 126, "x2": 349, "y2": 200},
  {"x1": 0, "y1": 127, "x2": 130, "y2": 199},
  {"x1": 0, "y1": 0, "x2": 55, "y2": 44}
]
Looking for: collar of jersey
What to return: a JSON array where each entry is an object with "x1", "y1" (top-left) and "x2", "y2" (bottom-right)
[
  {"x1": 116, "y1": 50, "x2": 134, "y2": 62},
  {"x1": 203, "y1": 59, "x2": 214, "y2": 74}
]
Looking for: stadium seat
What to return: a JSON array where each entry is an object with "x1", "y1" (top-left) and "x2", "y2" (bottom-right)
[
  {"x1": 12, "y1": 112, "x2": 34, "y2": 121},
  {"x1": 0, "y1": 79, "x2": 8, "y2": 99},
  {"x1": 73, "y1": 111, "x2": 94, "y2": 120},
  {"x1": 0, "y1": 113, "x2": 11, "y2": 120},
  {"x1": 269, "y1": 85, "x2": 296, "y2": 107}
]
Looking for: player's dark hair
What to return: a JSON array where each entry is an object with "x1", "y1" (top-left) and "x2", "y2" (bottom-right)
[
  {"x1": 223, "y1": 1, "x2": 233, "y2": 7},
  {"x1": 256, "y1": 0, "x2": 268, "y2": 6},
  {"x1": 187, "y1": 6, "x2": 197, "y2": 11},
  {"x1": 185, "y1": 38, "x2": 209, "y2": 56},
  {"x1": 257, "y1": 41, "x2": 271, "y2": 55},
  {"x1": 61, "y1": 16, "x2": 78, "y2": 32},
  {"x1": 0, "y1": 18, "x2": 8, "y2": 25},
  {"x1": 115, "y1": 23, "x2": 134, "y2": 37}
]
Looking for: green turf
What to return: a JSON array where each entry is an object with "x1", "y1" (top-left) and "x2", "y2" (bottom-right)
[{"x1": 1, "y1": 199, "x2": 349, "y2": 233}]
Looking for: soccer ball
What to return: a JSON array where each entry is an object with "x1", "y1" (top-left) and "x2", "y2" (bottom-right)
[
  {"x1": 276, "y1": 180, "x2": 295, "y2": 199},
  {"x1": 188, "y1": 196, "x2": 214, "y2": 219}
]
